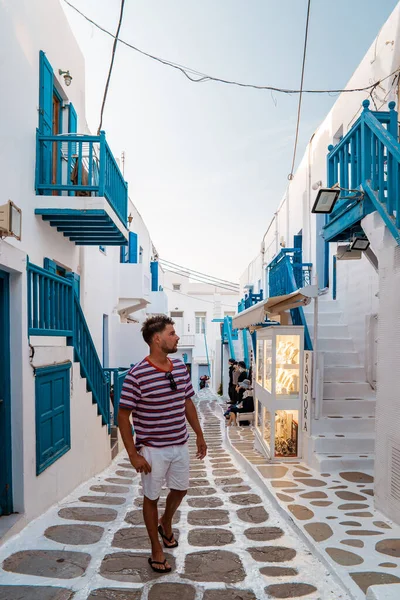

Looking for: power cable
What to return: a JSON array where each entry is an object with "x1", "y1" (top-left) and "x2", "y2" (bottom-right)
[
  {"x1": 97, "y1": 0, "x2": 126, "y2": 134},
  {"x1": 161, "y1": 265, "x2": 239, "y2": 291},
  {"x1": 160, "y1": 265, "x2": 240, "y2": 291},
  {"x1": 288, "y1": 0, "x2": 311, "y2": 180},
  {"x1": 63, "y1": 0, "x2": 400, "y2": 97},
  {"x1": 164, "y1": 286, "x2": 237, "y2": 308},
  {"x1": 160, "y1": 258, "x2": 239, "y2": 287},
  {"x1": 162, "y1": 266, "x2": 240, "y2": 293},
  {"x1": 163, "y1": 269, "x2": 240, "y2": 294}
]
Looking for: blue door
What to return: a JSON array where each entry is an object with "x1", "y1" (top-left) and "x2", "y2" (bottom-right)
[
  {"x1": 316, "y1": 214, "x2": 329, "y2": 289},
  {"x1": 0, "y1": 270, "x2": 12, "y2": 515}
]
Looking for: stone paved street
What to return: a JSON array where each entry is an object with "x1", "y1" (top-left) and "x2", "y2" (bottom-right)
[
  {"x1": 0, "y1": 395, "x2": 349, "y2": 600},
  {"x1": 226, "y1": 403, "x2": 400, "y2": 599}
]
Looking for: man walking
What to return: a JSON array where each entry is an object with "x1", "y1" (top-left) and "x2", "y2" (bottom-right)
[{"x1": 118, "y1": 315, "x2": 207, "y2": 573}]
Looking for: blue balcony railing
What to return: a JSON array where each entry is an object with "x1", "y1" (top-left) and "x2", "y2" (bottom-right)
[
  {"x1": 267, "y1": 249, "x2": 313, "y2": 350},
  {"x1": 35, "y1": 131, "x2": 128, "y2": 227},
  {"x1": 324, "y1": 101, "x2": 400, "y2": 245}
]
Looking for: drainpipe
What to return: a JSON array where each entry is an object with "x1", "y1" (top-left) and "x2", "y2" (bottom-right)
[{"x1": 79, "y1": 246, "x2": 86, "y2": 311}]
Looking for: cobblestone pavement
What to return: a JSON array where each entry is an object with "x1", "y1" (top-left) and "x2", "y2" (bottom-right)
[
  {"x1": 0, "y1": 394, "x2": 349, "y2": 600},
  {"x1": 225, "y1": 401, "x2": 400, "y2": 599}
]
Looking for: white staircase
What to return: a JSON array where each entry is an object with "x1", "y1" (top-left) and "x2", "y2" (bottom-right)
[{"x1": 304, "y1": 297, "x2": 375, "y2": 472}]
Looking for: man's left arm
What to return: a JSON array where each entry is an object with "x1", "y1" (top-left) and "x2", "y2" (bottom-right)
[{"x1": 185, "y1": 398, "x2": 207, "y2": 459}]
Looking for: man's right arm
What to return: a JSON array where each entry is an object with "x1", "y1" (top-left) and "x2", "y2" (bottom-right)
[{"x1": 118, "y1": 408, "x2": 151, "y2": 474}]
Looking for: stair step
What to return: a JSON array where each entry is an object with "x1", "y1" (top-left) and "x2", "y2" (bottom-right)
[
  {"x1": 313, "y1": 434, "x2": 375, "y2": 453},
  {"x1": 304, "y1": 301, "x2": 341, "y2": 313},
  {"x1": 324, "y1": 381, "x2": 372, "y2": 398},
  {"x1": 319, "y1": 338, "x2": 355, "y2": 352},
  {"x1": 322, "y1": 351, "x2": 360, "y2": 367},
  {"x1": 323, "y1": 399, "x2": 376, "y2": 416},
  {"x1": 308, "y1": 324, "x2": 349, "y2": 338},
  {"x1": 305, "y1": 312, "x2": 343, "y2": 325},
  {"x1": 313, "y1": 453, "x2": 374, "y2": 473},
  {"x1": 312, "y1": 416, "x2": 375, "y2": 434},
  {"x1": 324, "y1": 366, "x2": 365, "y2": 381}
]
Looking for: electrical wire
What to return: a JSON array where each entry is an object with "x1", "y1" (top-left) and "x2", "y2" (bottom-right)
[
  {"x1": 160, "y1": 259, "x2": 239, "y2": 287},
  {"x1": 161, "y1": 264, "x2": 240, "y2": 291},
  {"x1": 63, "y1": 0, "x2": 400, "y2": 97},
  {"x1": 164, "y1": 286, "x2": 237, "y2": 308},
  {"x1": 97, "y1": 0, "x2": 126, "y2": 134},
  {"x1": 162, "y1": 266, "x2": 240, "y2": 293},
  {"x1": 288, "y1": 0, "x2": 311, "y2": 180}
]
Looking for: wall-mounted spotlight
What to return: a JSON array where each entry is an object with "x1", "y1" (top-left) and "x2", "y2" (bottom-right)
[
  {"x1": 311, "y1": 188, "x2": 340, "y2": 214},
  {"x1": 59, "y1": 69, "x2": 73, "y2": 86},
  {"x1": 350, "y1": 237, "x2": 370, "y2": 251}
]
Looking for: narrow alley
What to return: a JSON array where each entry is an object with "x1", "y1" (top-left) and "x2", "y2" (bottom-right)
[{"x1": 0, "y1": 394, "x2": 348, "y2": 600}]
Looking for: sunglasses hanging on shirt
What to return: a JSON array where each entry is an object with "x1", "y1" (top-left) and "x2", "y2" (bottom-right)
[{"x1": 165, "y1": 371, "x2": 177, "y2": 390}]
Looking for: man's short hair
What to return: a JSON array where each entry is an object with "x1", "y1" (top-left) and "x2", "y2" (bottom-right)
[{"x1": 141, "y1": 314, "x2": 174, "y2": 345}]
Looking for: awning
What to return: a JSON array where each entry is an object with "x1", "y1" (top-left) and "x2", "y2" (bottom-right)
[
  {"x1": 232, "y1": 286, "x2": 318, "y2": 330},
  {"x1": 117, "y1": 298, "x2": 150, "y2": 322}
]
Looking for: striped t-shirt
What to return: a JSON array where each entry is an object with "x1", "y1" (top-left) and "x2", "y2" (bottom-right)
[{"x1": 119, "y1": 357, "x2": 195, "y2": 448}]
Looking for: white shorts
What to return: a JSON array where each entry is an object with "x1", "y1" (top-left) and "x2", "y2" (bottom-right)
[{"x1": 140, "y1": 443, "x2": 190, "y2": 501}]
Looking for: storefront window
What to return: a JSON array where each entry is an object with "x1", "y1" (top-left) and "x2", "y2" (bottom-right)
[
  {"x1": 264, "y1": 337, "x2": 272, "y2": 392},
  {"x1": 256, "y1": 399, "x2": 263, "y2": 432},
  {"x1": 276, "y1": 334, "x2": 300, "y2": 396},
  {"x1": 275, "y1": 410, "x2": 299, "y2": 457},
  {"x1": 263, "y1": 407, "x2": 271, "y2": 448},
  {"x1": 256, "y1": 340, "x2": 264, "y2": 385}
]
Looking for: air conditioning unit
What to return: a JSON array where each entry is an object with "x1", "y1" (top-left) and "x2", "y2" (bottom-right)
[{"x1": 0, "y1": 201, "x2": 22, "y2": 241}]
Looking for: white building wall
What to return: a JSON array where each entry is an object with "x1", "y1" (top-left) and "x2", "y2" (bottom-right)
[
  {"x1": 164, "y1": 272, "x2": 239, "y2": 390},
  {"x1": 0, "y1": 0, "x2": 164, "y2": 534},
  {"x1": 240, "y1": 3, "x2": 400, "y2": 366}
]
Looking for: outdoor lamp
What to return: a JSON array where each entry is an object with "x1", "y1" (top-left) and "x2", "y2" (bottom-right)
[
  {"x1": 59, "y1": 69, "x2": 73, "y2": 86},
  {"x1": 311, "y1": 188, "x2": 340, "y2": 214},
  {"x1": 0, "y1": 200, "x2": 22, "y2": 241},
  {"x1": 350, "y1": 237, "x2": 370, "y2": 251}
]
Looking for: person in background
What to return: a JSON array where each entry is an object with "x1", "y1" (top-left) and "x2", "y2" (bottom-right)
[
  {"x1": 230, "y1": 361, "x2": 241, "y2": 404},
  {"x1": 235, "y1": 361, "x2": 248, "y2": 402},
  {"x1": 228, "y1": 379, "x2": 254, "y2": 426},
  {"x1": 228, "y1": 358, "x2": 236, "y2": 401}
]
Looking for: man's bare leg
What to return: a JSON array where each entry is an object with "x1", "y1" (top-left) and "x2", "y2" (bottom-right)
[
  {"x1": 159, "y1": 489, "x2": 187, "y2": 545},
  {"x1": 143, "y1": 496, "x2": 170, "y2": 569}
]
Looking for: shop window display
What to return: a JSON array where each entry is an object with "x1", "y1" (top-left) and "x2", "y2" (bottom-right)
[
  {"x1": 254, "y1": 326, "x2": 304, "y2": 461},
  {"x1": 275, "y1": 410, "x2": 298, "y2": 457}
]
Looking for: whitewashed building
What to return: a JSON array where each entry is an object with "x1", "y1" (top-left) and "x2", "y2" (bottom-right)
[
  {"x1": 237, "y1": 3, "x2": 400, "y2": 524},
  {"x1": 163, "y1": 271, "x2": 240, "y2": 392},
  {"x1": 0, "y1": 0, "x2": 166, "y2": 539}
]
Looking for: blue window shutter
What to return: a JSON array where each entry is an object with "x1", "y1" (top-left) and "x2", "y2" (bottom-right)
[
  {"x1": 68, "y1": 103, "x2": 77, "y2": 133},
  {"x1": 68, "y1": 103, "x2": 78, "y2": 154},
  {"x1": 150, "y1": 261, "x2": 159, "y2": 292},
  {"x1": 44, "y1": 257, "x2": 57, "y2": 274},
  {"x1": 66, "y1": 272, "x2": 80, "y2": 299},
  {"x1": 35, "y1": 363, "x2": 71, "y2": 475},
  {"x1": 128, "y1": 232, "x2": 138, "y2": 263},
  {"x1": 39, "y1": 51, "x2": 54, "y2": 189}
]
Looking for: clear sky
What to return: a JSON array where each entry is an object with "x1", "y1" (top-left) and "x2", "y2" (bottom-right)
[{"x1": 62, "y1": 0, "x2": 398, "y2": 281}]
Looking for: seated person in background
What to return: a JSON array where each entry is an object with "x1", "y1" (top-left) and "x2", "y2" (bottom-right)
[{"x1": 228, "y1": 380, "x2": 254, "y2": 426}]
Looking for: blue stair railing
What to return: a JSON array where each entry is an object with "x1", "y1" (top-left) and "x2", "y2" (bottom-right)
[
  {"x1": 28, "y1": 262, "x2": 113, "y2": 427},
  {"x1": 325, "y1": 100, "x2": 400, "y2": 244},
  {"x1": 70, "y1": 294, "x2": 110, "y2": 426},
  {"x1": 267, "y1": 249, "x2": 313, "y2": 350},
  {"x1": 104, "y1": 368, "x2": 130, "y2": 426}
]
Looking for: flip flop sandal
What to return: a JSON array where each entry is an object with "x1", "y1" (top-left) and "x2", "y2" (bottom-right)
[
  {"x1": 158, "y1": 524, "x2": 179, "y2": 548},
  {"x1": 148, "y1": 557, "x2": 172, "y2": 573}
]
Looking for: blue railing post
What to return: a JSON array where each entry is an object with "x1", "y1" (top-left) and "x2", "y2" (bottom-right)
[
  {"x1": 388, "y1": 101, "x2": 398, "y2": 140},
  {"x1": 98, "y1": 130, "x2": 106, "y2": 198}
]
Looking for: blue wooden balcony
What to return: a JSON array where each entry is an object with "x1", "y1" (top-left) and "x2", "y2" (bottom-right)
[
  {"x1": 323, "y1": 101, "x2": 400, "y2": 244},
  {"x1": 35, "y1": 131, "x2": 128, "y2": 245}
]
